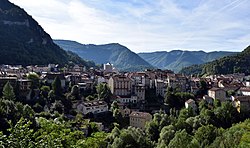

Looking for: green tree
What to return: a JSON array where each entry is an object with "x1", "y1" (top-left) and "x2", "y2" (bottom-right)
[
  {"x1": 214, "y1": 101, "x2": 239, "y2": 128},
  {"x1": 78, "y1": 132, "x2": 108, "y2": 148},
  {"x1": 34, "y1": 117, "x2": 85, "y2": 147},
  {"x1": 210, "y1": 119, "x2": 250, "y2": 147},
  {"x1": 51, "y1": 100, "x2": 64, "y2": 114},
  {"x1": 40, "y1": 86, "x2": 50, "y2": 98},
  {"x1": 22, "y1": 104, "x2": 35, "y2": 121},
  {"x1": 52, "y1": 76, "x2": 62, "y2": 98},
  {"x1": 198, "y1": 100, "x2": 208, "y2": 111},
  {"x1": 168, "y1": 129, "x2": 194, "y2": 148},
  {"x1": 27, "y1": 72, "x2": 40, "y2": 89},
  {"x1": 2, "y1": 81, "x2": 15, "y2": 101},
  {"x1": 178, "y1": 107, "x2": 195, "y2": 121},
  {"x1": 111, "y1": 101, "x2": 119, "y2": 112},
  {"x1": 157, "y1": 125, "x2": 176, "y2": 148},
  {"x1": 6, "y1": 118, "x2": 34, "y2": 148},
  {"x1": 110, "y1": 127, "x2": 154, "y2": 148},
  {"x1": 145, "y1": 112, "x2": 172, "y2": 142},
  {"x1": 196, "y1": 80, "x2": 208, "y2": 96},
  {"x1": 194, "y1": 125, "x2": 218, "y2": 147},
  {"x1": 164, "y1": 87, "x2": 177, "y2": 108},
  {"x1": 70, "y1": 85, "x2": 80, "y2": 100},
  {"x1": 213, "y1": 99, "x2": 221, "y2": 108},
  {"x1": 96, "y1": 83, "x2": 112, "y2": 103}
]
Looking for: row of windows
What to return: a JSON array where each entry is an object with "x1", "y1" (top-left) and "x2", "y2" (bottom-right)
[{"x1": 114, "y1": 82, "x2": 131, "y2": 88}]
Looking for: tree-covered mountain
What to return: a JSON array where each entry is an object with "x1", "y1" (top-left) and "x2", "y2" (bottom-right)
[
  {"x1": 0, "y1": 0, "x2": 93, "y2": 67},
  {"x1": 54, "y1": 40, "x2": 153, "y2": 71},
  {"x1": 138, "y1": 50, "x2": 236, "y2": 72},
  {"x1": 180, "y1": 46, "x2": 250, "y2": 75}
]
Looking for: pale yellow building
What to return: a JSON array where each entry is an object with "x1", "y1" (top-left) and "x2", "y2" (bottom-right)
[{"x1": 129, "y1": 111, "x2": 152, "y2": 130}]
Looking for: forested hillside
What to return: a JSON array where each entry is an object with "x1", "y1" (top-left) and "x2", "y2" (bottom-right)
[{"x1": 180, "y1": 46, "x2": 250, "y2": 75}]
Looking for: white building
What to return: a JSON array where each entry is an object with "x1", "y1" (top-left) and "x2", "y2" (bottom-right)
[
  {"x1": 104, "y1": 63, "x2": 113, "y2": 73},
  {"x1": 75, "y1": 100, "x2": 108, "y2": 115},
  {"x1": 246, "y1": 81, "x2": 250, "y2": 87},
  {"x1": 239, "y1": 87, "x2": 250, "y2": 96}
]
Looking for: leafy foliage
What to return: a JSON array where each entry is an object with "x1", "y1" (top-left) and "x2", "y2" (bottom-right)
[{"x1": 2, "y1": 81, "x2": 15, "y2": 101}]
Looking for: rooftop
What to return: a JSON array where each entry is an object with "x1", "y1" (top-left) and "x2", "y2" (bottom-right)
[{"x1": 129, "y1": 111, "x2": 151, "y2": 118}]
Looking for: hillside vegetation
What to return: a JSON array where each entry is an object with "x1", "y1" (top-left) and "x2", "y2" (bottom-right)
[{"x1": 180, "y1": 46, "x2": 250, "y2": 75}]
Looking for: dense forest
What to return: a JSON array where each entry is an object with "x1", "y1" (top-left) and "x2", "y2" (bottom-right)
[{"x1": 180, "y1": 46, "x2": 250, "y2": 76}]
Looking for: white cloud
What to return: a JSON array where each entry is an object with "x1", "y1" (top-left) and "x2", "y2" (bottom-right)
[{"x1": 9, "y1": 0, "x2": 250, "y2": 52}]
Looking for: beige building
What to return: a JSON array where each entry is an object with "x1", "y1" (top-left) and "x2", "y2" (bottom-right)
[
  {"x1": 129, "y1": 111, "x2": 152, "y2": 130},
  {"x1": 108, "y1": 75, "x2": 132, "y2": 96},
  {"x1": 208, "y1": 87, "x2": 226, "y2": 102}
]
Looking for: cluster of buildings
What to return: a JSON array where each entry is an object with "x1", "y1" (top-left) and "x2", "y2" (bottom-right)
[
  {"x1": 185, "y1": 73, "x2": 250, "y2": 113},
  {"x1": 2, "y1": 63, "x2": 250, "y2": 130}
]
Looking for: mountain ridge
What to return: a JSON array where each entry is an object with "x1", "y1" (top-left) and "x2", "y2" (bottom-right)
[
  {"x1": 0, "y1": 0, "x2": 92, "y2": 67},
  {"x1": 138, "y1": 50, "x2": 237, "y2": 72},
  {"x1": 54, "y1": 39, "x2": 153, "y2": 71}
]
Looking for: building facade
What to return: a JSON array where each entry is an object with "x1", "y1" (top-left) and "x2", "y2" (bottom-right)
[{"x1": 129, "y1": 111, "x2": 152, "y2": 130}]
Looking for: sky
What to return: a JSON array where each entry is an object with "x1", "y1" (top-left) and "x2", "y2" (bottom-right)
[{"x1": 9, "y1": 0, "x2": 250, "y2": 53}]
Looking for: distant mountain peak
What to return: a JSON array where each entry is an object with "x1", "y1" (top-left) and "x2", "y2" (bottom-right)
[{"x1": 54, "y1": 40, "x2": 153, "y2": 71}]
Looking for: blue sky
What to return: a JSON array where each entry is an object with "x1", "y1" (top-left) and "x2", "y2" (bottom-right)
[{"x1": 10, "y1": 0, "x2": 250, "y2": 53}]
